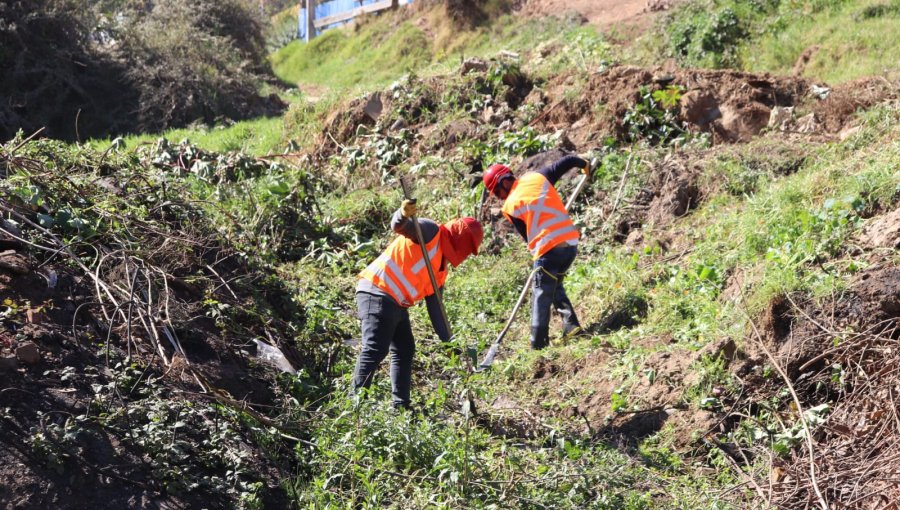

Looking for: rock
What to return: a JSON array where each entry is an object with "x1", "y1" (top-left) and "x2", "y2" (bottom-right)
[
  {"x1": 362, "y1": 92, "x2": 383, "y2": 122},
  {"x1": 460, "y1": 58, "x2": 487, "y2": 75},
  {"x1": 389, "y1": 118, "x2": 408, "y2": 132},
  {"x1": 0, "y1": 355, "x2": 17, "y2": 371},
  {"x1": 859, "y1": 208, "x2": 900, "y2": 250},
  {"x1": 767, "y1": 106, "x2": 794, "y2": 131},
  {"x1": 810, "y1": 84, "x2": 831, "y2": 100},
  {"x1": 795, "y1": 113, "x2": 819, "y2": 133},
  {"x1": 15, "y1": 342, "x2": 40, "y2": 365}
]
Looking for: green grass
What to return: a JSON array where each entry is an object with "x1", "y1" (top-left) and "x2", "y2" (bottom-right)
[
  {"x1": 270, "y1": 8, "x2": 605, "y2": 92},
  {"x1": 270, "y1": 20, "x2": 433, "y2": 90},
  {"x1": 644, "y1": 0, "x2": 900, "y2": 83},
  {"x1": 91, "y1": 115, "x2": 287, "y2": 156},
  {"x1": 744, "y1": 0, "x2": 900, "y2": 83}
]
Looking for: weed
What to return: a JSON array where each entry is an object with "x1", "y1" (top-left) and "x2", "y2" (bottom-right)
[{"x1": 623, "y1": 85, "x2": 689, "y2": 145}]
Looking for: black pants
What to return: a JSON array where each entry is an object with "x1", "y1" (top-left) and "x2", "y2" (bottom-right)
[
  {"x1": 352, "y1": 291, "x2": 415, "y2": 408},
  {"x1": 531, "y1": 244, "x2": 580, "y2": 349}
]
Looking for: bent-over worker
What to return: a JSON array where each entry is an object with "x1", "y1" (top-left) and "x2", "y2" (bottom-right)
[{"x1": 353, "y1": 200, "x2": 483, "y2": 408}]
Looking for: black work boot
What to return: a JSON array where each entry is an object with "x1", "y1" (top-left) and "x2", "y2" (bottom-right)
[{"x1": 531, "y1": 325, "x2": 550, "y2": 350}]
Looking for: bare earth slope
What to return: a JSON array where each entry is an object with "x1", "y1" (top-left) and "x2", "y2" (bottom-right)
[{"x1": 518, "y1": 0, "x2": 676, "y2": 27}]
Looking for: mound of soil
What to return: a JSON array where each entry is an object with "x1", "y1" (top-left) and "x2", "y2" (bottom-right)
[
  {"x1": 533, "y1": 65, "x2": 896, "y2": 147},
  {"x1": 810, "y1": 77, "x2": 898, "y2": 133},
  {"x1": 534, "y1": 66, "x2": 814, "y2": 145},
  {"x1": 0, "y1": 146, "x2": 318, "y2": 508},
  {"x1": 612, "y1": 150, "x2": 705, "y2": 243}
]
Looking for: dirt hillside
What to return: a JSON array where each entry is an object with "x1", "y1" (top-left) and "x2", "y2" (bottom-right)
[{"x1": 518, "y1": 0, "x2": 679, "y2": 27}]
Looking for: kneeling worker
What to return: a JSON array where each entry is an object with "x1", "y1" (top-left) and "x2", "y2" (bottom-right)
[
  {"x1": 482, "y1": 154, "x2": 589, "y2": 350},
  {"x1": 353, "y1": 200, "x2": 483, "y2": 409}
]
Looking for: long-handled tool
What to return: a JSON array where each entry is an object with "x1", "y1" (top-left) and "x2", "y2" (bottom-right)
[
  {"x1": 398, "y1": 177, "x2": 455, "y2": 347},
  {"x1": 474, "y1": 170, "x2": 591, "y2": 373}
]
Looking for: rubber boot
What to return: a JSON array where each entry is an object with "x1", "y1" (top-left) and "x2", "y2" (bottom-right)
[{"x1": 531, "y1": 325, "x2": 550, "y2": 350}]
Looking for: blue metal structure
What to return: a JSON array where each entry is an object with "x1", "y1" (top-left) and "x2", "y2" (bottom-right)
[{"x1": 298, "y1": 0, "x2": 414, "y2": 40}]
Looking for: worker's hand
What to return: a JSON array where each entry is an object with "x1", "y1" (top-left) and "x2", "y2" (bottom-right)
[
  {"x1": 576, "y1": 154, "x2": 591, "y2": 176},
  {"x1": 401, "y1": 199, "x2": 417, "y2": 218}
]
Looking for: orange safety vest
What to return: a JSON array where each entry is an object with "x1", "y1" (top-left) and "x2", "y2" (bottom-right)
[
  {"x1": 502, "y1": 172, "x2": 579, "y2": 260},
  {"x1": 359, "y1": 233, "x2": 447, "y2": 307}
]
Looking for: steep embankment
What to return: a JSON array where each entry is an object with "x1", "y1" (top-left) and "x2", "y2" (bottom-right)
[{"x1": 3, "y1": 1, "x2": 899, "y2": 508}]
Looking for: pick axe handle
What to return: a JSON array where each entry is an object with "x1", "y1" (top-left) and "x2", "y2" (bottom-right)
[
  {"x1": 409, "y1": 212, "x2": 452, "y2": 340},
  {"x1": 399, "y1": 180, "x2": 454, "y2": 342}
]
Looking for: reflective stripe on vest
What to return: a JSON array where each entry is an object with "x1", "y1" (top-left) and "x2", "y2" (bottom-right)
[
  {"x1": 502, "y1": 173, "x2": 579, "y2": 259},
  {"x1": 359, "y1": 234, "x2": 447, "y2": 307}
]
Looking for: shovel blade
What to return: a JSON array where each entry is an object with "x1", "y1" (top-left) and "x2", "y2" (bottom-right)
[{"x1": 475, "y1": 343, "x2": 499, "y2": 373}]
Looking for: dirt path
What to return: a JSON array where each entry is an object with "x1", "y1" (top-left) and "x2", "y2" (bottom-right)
[{"x1": 518, "y1": 0, "x2": 677, "y2": 28}]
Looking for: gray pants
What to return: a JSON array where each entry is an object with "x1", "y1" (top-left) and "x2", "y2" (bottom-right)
[
  {"x1": 531, "y1": 245, "x2": 580, "y2": 349},
  {"x1": 352, "y1": 291, "x2": 415, "y2": 408}
]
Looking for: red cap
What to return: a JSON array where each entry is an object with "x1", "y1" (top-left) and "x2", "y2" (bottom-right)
[{"x1": 483, "y1": 163, "x2": 512, "y2": 194}]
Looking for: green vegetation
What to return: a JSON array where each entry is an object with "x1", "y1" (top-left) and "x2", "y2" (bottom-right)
[
  {"x1": 91, "y1": 116, "x2": 287, "y2": 156},
  {"x1": 647, "y1": 0, "x2": 900, "y2": 83},
  {"x1": 5, "y1": 1, "x2": 900, "y2": 508},
  {"x1": 745, "y1": 0, "x2": 900, "y2": 82},
  {"x1": 1, "y1": 0, "x2": 275, "y2": 141},
  {"x1": 271, "y1": 21, "x2": 433, "y2": 89},
  {"x1": 270, "y1": 9, "x2": 602, "y2": 90}
]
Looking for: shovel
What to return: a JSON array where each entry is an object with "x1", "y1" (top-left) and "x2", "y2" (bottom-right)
[{"x1": 475, "y1": 169, "x2": 591, "y2": 373}]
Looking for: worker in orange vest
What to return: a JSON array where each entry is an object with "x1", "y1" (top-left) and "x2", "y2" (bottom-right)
[
  {"x1": 483, "y1": 154, "x2": 589, "y2": 349},
  {"x1": 354, "y1": 201, "x2": 483, "y2": 409}
]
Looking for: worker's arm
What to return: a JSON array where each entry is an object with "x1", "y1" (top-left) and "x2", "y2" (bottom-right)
[
  {"x1": 425, "y1": 291, "x2": 451, "y2": 341},
  {"x1": 391, "y1": 207, "x2": 440, "y2": 244},
  {"x1": 509, "y1": 216, "x2": 528, "y2": 242},
  {"x1": 537, "y1": 155, "x2": 588, "y2": 186}
]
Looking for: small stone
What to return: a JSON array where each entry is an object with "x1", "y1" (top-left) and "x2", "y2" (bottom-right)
[
  {"x1": 460, "y1": 58, "x2": 487, "y2": 75},
  {"x1": 795, "y1": 113, "x2": 819, "y2": 133},
  {"x1": 15, "y1": 342, "x2": 40, "y2": 365},
  {"x1": 362, "y1": 92, "x2": 383, "y2": 122},
  {"x1": 389, "y1": 118, "x2": 408, "y2": 132},
  {"x1": 767, "y1": 106, "x2": 794, "y2": 131}
]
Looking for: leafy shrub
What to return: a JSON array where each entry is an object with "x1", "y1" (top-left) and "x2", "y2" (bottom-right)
[
  {"x1": 0, "y1": 0, "x2": 133, "y2": 141},
  {"x1": 664, "y1": 2, "x2": 749, "y2": 68},
  {"x1": 623, "y1": 85, "x2": 687, "y2": 145},
  {"x1": 0, "y1": 0, "x2": 279, "y2": 142},
  {"x1": 117, "y1": 0, "x2": 280, "y2": 132}
]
